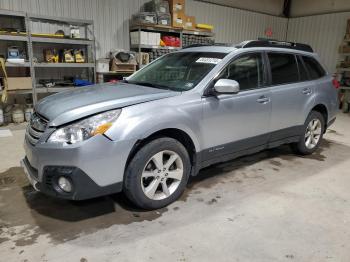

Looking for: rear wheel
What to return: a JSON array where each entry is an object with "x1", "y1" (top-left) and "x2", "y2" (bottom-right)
[
  {"x1": 124, "y1": 137, "x2": 191, "y2": 210},
  {"x1": 291, "y1": 111, "x2": 325, "y2": 155}
]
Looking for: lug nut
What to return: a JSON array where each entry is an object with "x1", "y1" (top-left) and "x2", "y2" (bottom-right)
[{"x1": 165, "y1": 173, "x2": 168, "y2": 176}]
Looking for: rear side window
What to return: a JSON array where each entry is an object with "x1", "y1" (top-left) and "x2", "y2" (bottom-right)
[
  {"x1": 268, "y1": 53, "x2": 299, "y2": 85},
  {"x1": 302, "y1": 56, "x2": 326, "y2": 79},
  {"x1": 297, "y1": 56, "x2": 309, "y2": 81}
]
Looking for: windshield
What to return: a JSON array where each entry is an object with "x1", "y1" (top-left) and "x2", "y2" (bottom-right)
[{"x1": 127, "y1": 52, "x2": 227, "y2": 91}]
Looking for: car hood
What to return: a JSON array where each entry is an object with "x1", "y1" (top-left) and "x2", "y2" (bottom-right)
[{"x1": 35, "y1": 83, "x2": 179, "y2": 126}]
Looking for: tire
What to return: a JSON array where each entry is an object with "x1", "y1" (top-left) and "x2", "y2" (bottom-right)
[
  {"x1": 291, "y1": 110, "x2": 325, "y2": 155},
  {"x1": 124, "y1": 137, "x2": 191, "y2": 210}
]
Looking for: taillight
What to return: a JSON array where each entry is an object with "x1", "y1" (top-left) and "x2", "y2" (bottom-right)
[{"x1": 332, "y1": 74, "x2": 340, "y2": 89}]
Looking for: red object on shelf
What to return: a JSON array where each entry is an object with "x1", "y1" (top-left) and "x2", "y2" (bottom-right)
[
  {"x1": 161, "y1": 36, "x2": 181, "y2": 47},
  {"x1": 332, "y1": 74, "x2": 340, "y2": 89}
]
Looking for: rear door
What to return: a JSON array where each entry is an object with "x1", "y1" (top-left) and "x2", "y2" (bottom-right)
[{"x1": 267, "y1": 52, "x2": 315, "y2": 142}]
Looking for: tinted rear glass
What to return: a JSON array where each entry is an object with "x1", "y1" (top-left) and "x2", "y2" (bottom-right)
[
  {"x1": 268, "y1": 53, "x2": 299, "y2": 85},
  {"x1": 302, "y1": 56, "x2": 326, "y2": 80},
  {"x1": 297, "y1": 56, "x2": 309, "y2": 81}
]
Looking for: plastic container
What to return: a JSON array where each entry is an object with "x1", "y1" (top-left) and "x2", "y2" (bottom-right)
[
  {"x1": 132, "y1": 12, "x2": 157, "y2": 25},
  {"x1": 3, "y1": 105, "x2": 13, "y2": 124},
  {"x1": 157, "y1": 12, "x2": 171, "y2": 26},
  {"x1": 12, "y1": 105, "x2": 24, "y2": 124},
  {"x1": 0, "y1": 108, "x2": 3, "y2": 126},
  {"x1": 144, "y1": 0, "x2": 170, "y2": 13},
  {"x1": 25, "y1": 105, "x2": 33, "y2": 122}
]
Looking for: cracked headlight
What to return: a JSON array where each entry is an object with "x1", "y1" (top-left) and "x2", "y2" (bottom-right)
[{"x1": 48, "y1": 109, "x2": 121, "y2": 144}]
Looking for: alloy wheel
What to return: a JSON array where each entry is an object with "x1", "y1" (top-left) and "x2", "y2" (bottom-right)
[
  {"x1": 141, "y1": 150, "x2": 184, "y2": 200},
  {"x1": 305, "y1": 118, "x2": 322, "y2": 149}
]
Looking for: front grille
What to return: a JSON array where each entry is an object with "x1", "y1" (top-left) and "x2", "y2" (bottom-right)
[{"x1": 26, "y1": 112, "x2": 48, "y2": 146}]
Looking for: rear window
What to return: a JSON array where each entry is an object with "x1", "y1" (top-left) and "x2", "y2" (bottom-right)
[
  {"x1": 302, "y1": 56, "x2": 326, "y2": 80},
  {"x1": 268, "y1": 53, "x2": 299, "y2": 85},
  {"x1": 297, "y1": 56, "x2": 309, "y2": 81}
]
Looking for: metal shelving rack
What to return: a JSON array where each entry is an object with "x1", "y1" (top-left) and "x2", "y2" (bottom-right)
[
  {"x1": 337, "y1": 37, "x2": 350, "y2": 112},
  {"x1": 0, "y1": 9, "x2": 30, "y2": 99},
  {"x1": 129, "y1": 24, "x2": 215, "y2": 67},
  {"x1": 27, "y1": 13, "x2": 96, "y2": 104},
  {"x1": 0, "y1": 9, "x2": 96, "y2": 105}
]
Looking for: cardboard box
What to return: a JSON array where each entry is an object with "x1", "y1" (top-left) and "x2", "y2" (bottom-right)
[
  {"x1": 148, "y1": 32, "x2": 161, "y2": 46},
  {"x1": 7, "y1": 77, "x2": 32, "y2": 90},
  {"x1": 171, "y1": 12, "x2": 186, "y2": 28},
  {"x1": 96, "y1": 59, "x2": 110, "y2": 73},
  {"x1": 184, "y1": 16, "x2": 196, "y2": 30},
  {"x1": 136, "y1": 52, "x2": 150, "y2": 66},
  {"x1": 168, "y1": 0, "x2": 185, "y2": 13},
  {"x1": 340, "y1": 45, "x2": 350, "y2": 53},
  {"x1": 130, "y1": 31, "x2": 149, "y2": 45}
]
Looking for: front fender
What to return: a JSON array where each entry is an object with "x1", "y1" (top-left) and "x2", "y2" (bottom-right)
[{"x1": 105, "y1": 96, "x2": 203, "y2": 152}]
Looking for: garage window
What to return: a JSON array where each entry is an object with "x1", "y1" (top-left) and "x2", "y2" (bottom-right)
[{"x1": 268, "y1": 53, "x2": 299, "y2": 85}]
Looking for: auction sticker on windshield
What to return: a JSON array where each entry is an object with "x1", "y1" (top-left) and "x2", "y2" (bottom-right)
[{"x1": 196, "y1": 57, "x2": 222, "y2": 64}]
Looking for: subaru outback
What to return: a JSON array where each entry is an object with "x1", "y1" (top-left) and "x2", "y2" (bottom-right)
[{"x1": 21, "y1": 40, "x2": 338, "y2": 209}]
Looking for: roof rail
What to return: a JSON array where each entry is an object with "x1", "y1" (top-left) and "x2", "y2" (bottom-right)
[
  {"x1": 182, "y1": 43, "x2": 234, "y2": 49},
  {"x1": 236, "y1": 40, "x2": 313, "y2": 53}
]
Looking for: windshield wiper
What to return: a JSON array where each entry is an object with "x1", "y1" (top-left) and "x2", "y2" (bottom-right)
[{"x1": 128, "y1": 81, "x2": 170, "y2": 90}]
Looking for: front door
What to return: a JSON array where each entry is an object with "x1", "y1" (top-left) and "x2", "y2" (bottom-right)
[{"x1": 201, "y1": 52, "x2": 271, "y2": 163}]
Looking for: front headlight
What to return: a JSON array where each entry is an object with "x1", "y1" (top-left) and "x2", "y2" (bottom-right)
[{"x1": 48, "y1": 109, "x2": 121, "y2": 144}]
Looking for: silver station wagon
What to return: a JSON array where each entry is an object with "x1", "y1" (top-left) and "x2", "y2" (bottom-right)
[{"x1": 22, "y1": 40, "x2": 338, "y2": 209}]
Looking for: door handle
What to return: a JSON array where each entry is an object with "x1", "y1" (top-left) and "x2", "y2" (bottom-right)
[
  {"x1": 256, "y1": 96, "x2": 270, "y2": 104},
  {"x1": 302, "y1": 88, "x2": 312, "y2": 95}
]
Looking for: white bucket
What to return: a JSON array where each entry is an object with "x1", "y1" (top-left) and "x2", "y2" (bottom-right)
[
  {"x1": 0, "y1": 108, "x2": 3, "y2": 126},
  {"x1": 12, "y1": 107, "x2": 24, "y2": 123},
  {"x1": 25, "y1": 106, "x2": 33, "y2": 122}
]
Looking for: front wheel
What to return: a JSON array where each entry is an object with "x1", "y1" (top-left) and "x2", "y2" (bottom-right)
[
  {"x1": 291, "y1": 111, "x2": 325, "y2": 155},
  {"x1": 124, "y1": 137, "x2": 191, "y2": 210}
]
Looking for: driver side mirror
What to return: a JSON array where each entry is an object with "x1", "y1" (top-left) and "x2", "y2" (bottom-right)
[{"x1": 213, "y1": 79, "x2": 240, "y2": 94}]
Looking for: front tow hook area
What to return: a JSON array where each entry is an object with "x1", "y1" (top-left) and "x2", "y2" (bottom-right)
[{"x1": 20, "y1": 159, "x2": 40, "y2": 191}]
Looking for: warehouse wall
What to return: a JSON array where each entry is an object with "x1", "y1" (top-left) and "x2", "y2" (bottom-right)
[
  {"x1": 290, "y1": 0, "x2": 350, "y2": 17},
  {"x1": 287, "y1": 12, "x2": 350, "y2": 73},
  {"x1": 187, "y1": 1, "x2": 288, "y2": 43},
  {"x1": 0, "y1": 0, "x2": 288, "y2": 58},
  {"x1": 195, "y1": 0, "x2": 285, "y2": 16}
]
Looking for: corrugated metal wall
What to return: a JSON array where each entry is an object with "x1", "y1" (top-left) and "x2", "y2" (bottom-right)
[
  {"x1": 0, "y1": 0, "x2": 148, "y2": 58},
  {"x1": 186, "y1": 1, "x2": 287, "y2": 43},
  {"x1": 287, "y1": 12, "x2": 350, "y2": 73},
  {"x1": 0, "y1": 0, "x2": 288, "y2": 58}
]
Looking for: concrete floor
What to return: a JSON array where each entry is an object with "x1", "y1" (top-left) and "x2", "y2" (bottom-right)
[{"x1": 1, "y1": 114, "x2": 350, "y2": 262}]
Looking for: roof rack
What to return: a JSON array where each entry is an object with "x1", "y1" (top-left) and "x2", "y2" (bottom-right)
[
  {"x1": 182, "y1": 43, "x2": 233, "y2": 49},
  {"x1": 236, "y1": 40, "x2": 313, "y2": 53}
]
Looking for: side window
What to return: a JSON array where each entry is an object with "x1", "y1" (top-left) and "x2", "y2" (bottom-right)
[
  {"x1": 297, "y1": 56, "x2": 309, "y2": 81},
  {"x1": 302, "y1": 56, "x2": 326, "y2": 80},
  {"x1": 268, "y1": 53, "x2": 299, "y2": 85},
  {"x1": 218, "y1": 53, "x2": 264, "y2": 91}
]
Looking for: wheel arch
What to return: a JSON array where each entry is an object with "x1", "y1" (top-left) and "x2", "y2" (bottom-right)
[
  {"x1": 311, "y1": 104, "x2": 328, "y2": 130},
  {"x1": 125, "y1": 128, "x2": 199, "y2": 177}
]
